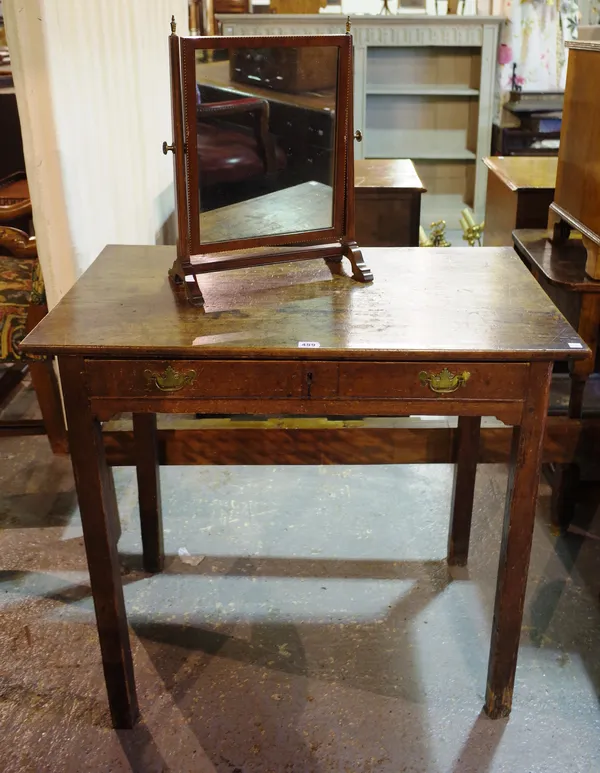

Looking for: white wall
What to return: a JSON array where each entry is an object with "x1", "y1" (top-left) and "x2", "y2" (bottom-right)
[{"x1": 4, "y1": 0, "x2": 188, "y2": 307}]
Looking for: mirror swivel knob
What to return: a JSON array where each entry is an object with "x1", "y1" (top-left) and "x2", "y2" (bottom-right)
[
  {"x1": 162, "y1": 141, "x2": 175, "y2": 155},
  {"x1": 354, "y1": 130, "x2": 363, "y2": 143}
]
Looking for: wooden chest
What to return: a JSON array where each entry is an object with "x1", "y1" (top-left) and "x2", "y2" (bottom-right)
[
  {"x1": 354, "y1": 159, "x2": 425, "y2": 248},
  {"x1": 229, "y1": 46, "x2": 338, "y2": 93}
]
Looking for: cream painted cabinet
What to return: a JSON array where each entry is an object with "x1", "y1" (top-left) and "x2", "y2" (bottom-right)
[{"x1": 217, "y1": 14, "x2": 501, "y2": 226}]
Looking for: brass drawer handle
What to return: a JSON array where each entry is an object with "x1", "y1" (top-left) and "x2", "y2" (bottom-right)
[
  {"x1": 419, "y1": 367, "x2": 470, "y2": 394},
  {"x1": 144, "y1": 365, "x2": 196, "y2": 392}
]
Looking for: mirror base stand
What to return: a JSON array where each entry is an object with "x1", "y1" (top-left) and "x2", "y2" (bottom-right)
[
  {"x1": 169, "y1": 260, "x2": 205, "y2": 307},
  {"x1": 169, "y1": 242, "x2": 372, "y2": 307},
  {"x1": 342, "y1": 241, "x2": 374, "y2": 283}
]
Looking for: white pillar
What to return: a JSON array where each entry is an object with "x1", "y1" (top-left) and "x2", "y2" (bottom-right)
[{"x1": 4, "y1": 0, "x2": 188, "y2": 307}]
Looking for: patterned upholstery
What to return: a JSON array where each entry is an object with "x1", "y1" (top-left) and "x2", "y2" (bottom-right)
[
  {"x1": 0, "y1": 230, "x2": 45, "y2": 362},
  {"x1": 0, "y1": 180, "x2": 67, "y2": 455}
]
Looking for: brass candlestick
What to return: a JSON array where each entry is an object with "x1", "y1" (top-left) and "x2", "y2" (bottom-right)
[
  {"x1": 460, "y1": 208, "x2": 484, "y2": 247},
  {"x1": 420, "y1": 221, "x2": 451, "y2": 247},
  {"x1": 429, "y1": 220, "x2": 451, "y2": 247},
  {"x1": 419, "y1": 226, "x2": 432, "y2": 247}
]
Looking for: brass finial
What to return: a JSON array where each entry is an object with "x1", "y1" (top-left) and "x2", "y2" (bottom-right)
[
  {"x1": 346, "y1": 16, "x2": 351, "y2": 34},
  {"x1": 170, "y1": 15, "x2": 176, "y2": 34}
]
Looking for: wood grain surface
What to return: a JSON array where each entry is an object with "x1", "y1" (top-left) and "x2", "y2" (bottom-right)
[
  {"x1": 200, "y1": 181, "x2": 333, "y2": 243},
  {"x1": 21, "y1": 245, "x2": 589, "y2": 362},
  {"x1": 483, "y1": 156, "x2": 557, "y2": 192}
]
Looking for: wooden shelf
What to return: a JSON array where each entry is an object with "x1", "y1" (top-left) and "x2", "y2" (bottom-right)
[
  {"x1": 365, "y1": 94, "x2": 479, "y2": 162},
  {"x1": 366, "y1": 146, "x2": 476, "y2": 161},
  {"x1": 366, "y1": 46, "x2": 481, "y2": 88},
  {"x1": 366, "y1": 85, "x2": 479, "y2": 97},
  {"x1": 364, "y1": 126, "x2": 477, "y2": 160}
]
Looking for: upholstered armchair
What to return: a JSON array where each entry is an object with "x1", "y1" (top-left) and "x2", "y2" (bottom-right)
[
  {"x1": 0, "y1": 175, "x2": 67, "y2": 453},
  {"x1": 0, "y1": 171, "x2": 30, "y2": 233}
]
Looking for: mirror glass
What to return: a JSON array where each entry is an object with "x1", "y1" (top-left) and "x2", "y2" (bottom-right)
[{"x1": 195, "y1": 45, "x2": 338, "y2": 244}]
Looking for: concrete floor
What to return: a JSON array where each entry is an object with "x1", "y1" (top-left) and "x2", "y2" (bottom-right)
[{"x1": 1, "y1": 384, "x2": 600, "y2": 772}]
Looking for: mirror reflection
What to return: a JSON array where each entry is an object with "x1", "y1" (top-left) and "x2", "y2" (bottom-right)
[{"x1": 195, "y1": 46, "x2": 338, "y2": 244}]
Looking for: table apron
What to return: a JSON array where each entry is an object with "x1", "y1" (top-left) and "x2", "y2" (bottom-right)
[
  {"x1": 90, "y1": 396, "x2": 524, "y2": 425},
  {"x1": 84, "y1": 358, "x2": 530, "y2": 397}
]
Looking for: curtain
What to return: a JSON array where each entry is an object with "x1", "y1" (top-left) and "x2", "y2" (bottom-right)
[{"x1": 497, "y1": 0, "x2": 580, "y2": 93}]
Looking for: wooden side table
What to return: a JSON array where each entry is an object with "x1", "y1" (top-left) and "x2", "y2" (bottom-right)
[
  {"x1": 354, "y1": 159, "x2": 425, "y2": 247},
  {"x1": 21, "y1": 245, "x2": 588, "y2": 729},
  {"x1": 513, "y1": 229, "x2": 600, "y2": 529},
  {"x1": 483, "y1": 157, "x2": 557, "y2": 246}
]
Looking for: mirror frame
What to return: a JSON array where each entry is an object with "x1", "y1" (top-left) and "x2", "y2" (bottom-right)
[
  {"x1": 183, "y1": 34, "x2": 348, "y2": 255},
  {"x1": 165, "y1": 18, "x2": 372, "y2": 306}
]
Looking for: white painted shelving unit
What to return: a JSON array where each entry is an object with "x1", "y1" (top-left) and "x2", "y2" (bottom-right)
[{"x1": 217, "y1": 13, "x2": 502, "y2": 230}]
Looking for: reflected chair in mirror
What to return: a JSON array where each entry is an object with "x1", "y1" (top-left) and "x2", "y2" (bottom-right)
[
  {"x1": 196, "y1": 87, "x2": 286, "y2": 210},
  {"x1": 0, "y1": 225, "x2": 67, "y2": 453}
]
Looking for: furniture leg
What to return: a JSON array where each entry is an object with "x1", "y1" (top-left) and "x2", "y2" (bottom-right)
[
  {"x1": 569, "y1": 293, "x2": 600, "y2": 418},
  {"x1": 548, "y1": 208, "x2": 571, "y2": 243},
  {"x1": 0, "y1": 362, "x2": 26, "y2": 404},
  {"x1": 582, "y1": 234, "x2": 600, "y2": 280},
  {"x1": 185, "y1": 278, "x2": 205, "y2": 307},
  {"x1": 550, "y1": 463, "x2": 580, "y2": 533},
  {"x1": 59, "y1": 357, "x2": 138, "y2": 729},
  {"x1": 485, "y1": 361, "x2": 551, "y2": 719},
  {"x1": 169, "y1": 260, "x2": 205, "y2": 307},
  {"x1": 548, "y1": 371, "x2": 585, "y2": 532},
  {"x1": 25, "y1": 297, "x2": 68, "y2": 453},
  {"x1": 551, "y1": 294, "x2": 600, "y2": 531},
  {"x1": 448, "y1": 416, "x2": 481, "y2": 566},
  {"x1": 548, "y1": 374, "x2": 586, "y2": 532},
  {"x1": 567, "y1": 374, "x2": 586, "y2": 418},
  {"x1": 133, "y1": 413, "x2": 164, "y2": 573},
  {"x1": 104, "y1": 457, "x2": 122, "y2": 543},
  {"x1": 27, "y1": 359, "x2": 68, "y2": 454}
]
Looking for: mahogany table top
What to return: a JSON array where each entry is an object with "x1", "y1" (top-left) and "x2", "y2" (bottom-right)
[{"x1": 21, "y1": 246, "x2": 588, "y2": 363}]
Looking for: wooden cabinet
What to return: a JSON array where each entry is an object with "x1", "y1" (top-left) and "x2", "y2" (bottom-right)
[
  {"x1": 552, "y1": 42, "x2": 600, "y2": 255},
  {"x1": 354, "y1": 159, "x2": 424, "y2": 247},
  {"x1": 217, "y1": 14, "x2": 502, "y2": 226},
  {"x1": 483, "y1": 156, "x2": 557, "y2": 246}
]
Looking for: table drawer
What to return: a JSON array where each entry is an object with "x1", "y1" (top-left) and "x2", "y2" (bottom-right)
[
  {"x1": 85, "y1": 359, "x2": 307, "y2": 399},
  {"x1": 338, "y1": 362, "x2": 529, "y2": 401}
]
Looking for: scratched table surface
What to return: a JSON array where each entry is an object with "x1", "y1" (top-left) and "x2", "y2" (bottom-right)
[{"x1": 21, "y1": 246, "x2": 588, "y2": 363}]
